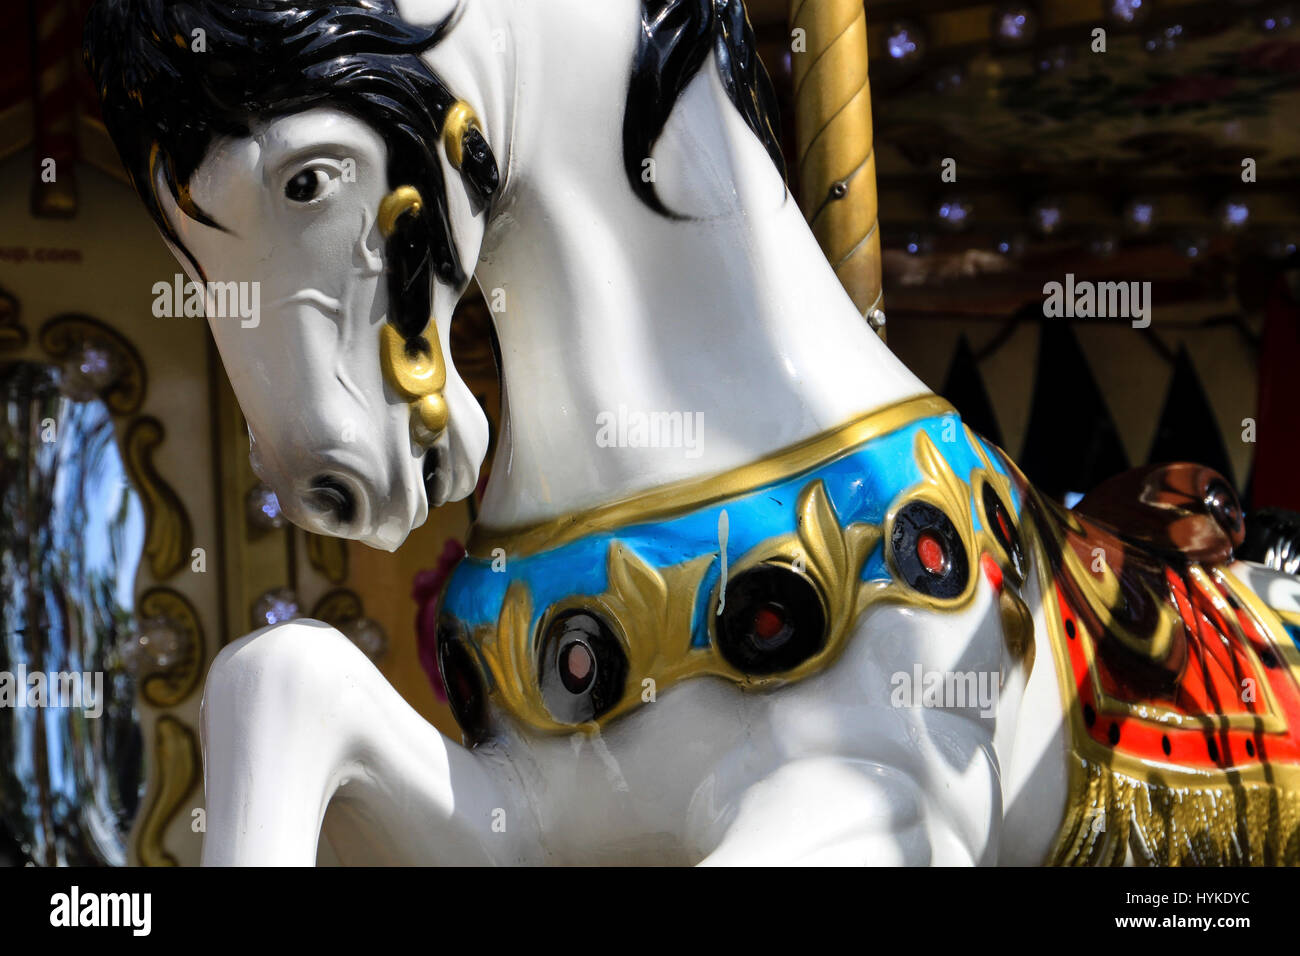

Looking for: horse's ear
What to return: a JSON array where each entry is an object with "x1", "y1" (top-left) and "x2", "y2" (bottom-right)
[
  {"x1": 443, "y1": 101, "x2": 499, "y2": 204},
  {"x1": 379, "y1": 187, "x2": 435, "y2": 341}
]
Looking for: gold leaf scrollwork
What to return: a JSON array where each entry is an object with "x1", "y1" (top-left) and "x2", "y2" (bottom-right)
[
  {"x1": 874, "y1": 431, "x2": 980, "y2": 612},
  {"x1": 124, "y1": 416, "x2": 193, "y2": 580},
  {"x1": 38, "y1": 313, "x2": 146, "y2": 416},
  {"x1": 138, "y1": 586, "x2": 206, "y2": 707},
  {"x1": 135, "y1": 715, "x2": 201, "y2": 867},
  {"x1": 795, "y1": 479, "x2": 881, "y2": 641},
  {"x1": 0, "y1": 287, "x2": 25, "y2": 352},
  {"x1": 311, "y1": 588, "x2": 363, "y2": 627},
  {"x1": 474, "y1": 482, "x2": 884, "y2": 735},
  {"x1": 705, "y1": 479, "x2": 879, "y2": 688},
  {"x1": 603, "y1": 542, "x2": 713, "y2": 691},
  {"x1": 477, "y1": 581, "x2": 566, "y2": 731},
  {"x1": 306, "y1": 533, "x2": 349, "y2": 584}
]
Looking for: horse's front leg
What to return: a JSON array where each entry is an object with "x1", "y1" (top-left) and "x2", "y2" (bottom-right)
[{"x1": 200, "y1": 620, "x2": 536, "y2": 865}]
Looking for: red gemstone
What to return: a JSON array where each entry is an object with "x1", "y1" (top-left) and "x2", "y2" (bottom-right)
[
  {"x1": 980, "y1": 552, "x2": 1003, "y2": 592},
  {"x1": 753, "y1": 604, "x2": 785, "y2": 642},
  {"x1": 917, "y1": 531, "x2": 948, "y2": 575}
]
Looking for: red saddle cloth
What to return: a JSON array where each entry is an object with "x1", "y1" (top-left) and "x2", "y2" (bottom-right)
[{"x1": 1037, "y1": 463, "x2": 1300, "y2": 772}]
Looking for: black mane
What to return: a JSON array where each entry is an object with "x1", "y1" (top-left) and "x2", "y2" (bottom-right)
[
  {"x1": 624, "y1": 0, "x2": 786, "y2": 218},
  {"x1": 85, "y1": 0, "x2": 786, "y2": 279},
  {"x1": 84, "y1": 0, "x2": 469, "y2": 286}
]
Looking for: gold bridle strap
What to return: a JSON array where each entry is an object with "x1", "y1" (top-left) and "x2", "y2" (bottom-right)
[{"x1": 376, "y1": 184, "x2": 450, "y2": 444}]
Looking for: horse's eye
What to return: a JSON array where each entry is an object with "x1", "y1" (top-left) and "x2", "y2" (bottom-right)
[
  {"x1": 539, "y1": 610, "x2": 627, "y2": 724},
  {"x1": 285, "y1": 168, "x2": 327, "y2": 203}
]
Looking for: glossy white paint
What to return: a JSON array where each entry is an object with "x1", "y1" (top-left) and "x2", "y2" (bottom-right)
[
  {"x1": 180, "y1": 0, "x2": 1067, "y2": 866},
  {"x1": 204, "y1": 572, "x2": 1063, "y2": 864},
  {"x1": 468, "y1": 0, "x2": 927, "y2": 529},
  {"x1": 164, "y1": 0, "x2": 1286, "y2": 866}
]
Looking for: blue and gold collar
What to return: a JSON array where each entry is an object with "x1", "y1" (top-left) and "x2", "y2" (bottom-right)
[{"x1": 437, "y1": 395, "x2": 1027, "y2": 740}]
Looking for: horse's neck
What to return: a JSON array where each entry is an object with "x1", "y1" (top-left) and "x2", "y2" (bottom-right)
[{"x1": 472, "y1": 0, "x2": 927, "y2": 529}]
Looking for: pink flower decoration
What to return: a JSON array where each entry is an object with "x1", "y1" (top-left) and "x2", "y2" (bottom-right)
[{"x1": 413, "y1": 537, "x2": 466, "y2": 701}]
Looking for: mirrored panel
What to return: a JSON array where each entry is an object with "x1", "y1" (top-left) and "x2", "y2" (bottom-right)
[{"x1": 0, "y1": 361, "x2": 145, "y2": 865}]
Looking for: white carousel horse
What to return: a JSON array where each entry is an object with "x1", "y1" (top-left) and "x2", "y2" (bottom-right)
[{"x1": 86, "y1": 0, "x2": 1300, "y2": 865}]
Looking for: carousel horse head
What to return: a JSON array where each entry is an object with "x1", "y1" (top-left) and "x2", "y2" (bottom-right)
[{"x1": 85, "y1": 0, "x2": 494, "y2": 550}]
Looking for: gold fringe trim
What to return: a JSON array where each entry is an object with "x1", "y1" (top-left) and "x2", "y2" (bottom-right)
[{"x1": 1050, "y1": 754, "x2": 1300, "y2": 866}]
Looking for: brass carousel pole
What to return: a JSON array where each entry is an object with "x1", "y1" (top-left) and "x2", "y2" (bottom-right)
[{"x1": 788, "y1": 0, "x2": 885, "y2": 341}]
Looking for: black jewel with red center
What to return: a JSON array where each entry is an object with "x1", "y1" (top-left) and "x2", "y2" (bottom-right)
[
  {"x1": 717, "y1": 564, "x2": 827, "y2": 675},
  {"x1": 892, "y1": 500, "x2": 969, "y2": 599},
  {"x1": 981, "y1": 484, "x2": 1025, "y2": 581},
  {"x1": 539, "y1": 610, "x2": 628, "y2": 724}
]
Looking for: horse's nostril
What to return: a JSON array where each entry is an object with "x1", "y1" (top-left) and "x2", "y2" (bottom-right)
[{"x1": 309, "y1": 474, "x2": 357, "y2": 524}]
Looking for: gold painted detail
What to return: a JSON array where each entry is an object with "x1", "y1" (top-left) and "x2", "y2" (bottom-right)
[
  {"x1": 377, "y1": 185, "x2": 423, "y2": 239},
  {"x1": 379, "y1": 322, "x2": 449, "y2": 444},
  {"x1": 0, "y1": 287, "x2": 25, "y2": 351},
  {"x1": 135, "y1": 715, "x2": 200, "y2": 867},
  {"x1": 1017, "y1": 482, "x2": 1300, "y2": 864},
  {"x1": 39, "y1": 313, "x2": 145, "y2": 415},
  {"x1": 124, "y1": 416, "x2": 194, "y2": 580},
  {"x1": 138, "y1": 587, "x2": 206, "y2": 708},
  {"x1": 442, "y1": 101, "x2": 480, "y2": 170},
  {"x1": 966, "y1": 432, "x2": 1035, "y2": 666},
  {"x1": 306, "y1": 532, "x2": 348, "y2": 585},
  {"x1": 469, "y1": 394, "x2": 955, "y2": 558},
  {"x1": 1050, "y1": 754, "x2": 1300, "y2": 866},
  {"x1": 788, "y1": 0, "x2": 883, "y2": 328},
  {"x1": 476, "y1": 480, "x2": 883, "y2": 734},
  {"x1": 311, "y1": 587, "x2": 364, "y2": 628}
]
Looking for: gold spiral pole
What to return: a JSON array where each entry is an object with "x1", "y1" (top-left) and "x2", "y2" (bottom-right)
[{"x1": 788, "y1": 0, "x2": 884, "y2": 339}]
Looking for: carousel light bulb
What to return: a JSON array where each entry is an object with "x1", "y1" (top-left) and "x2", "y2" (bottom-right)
[
  {"x1": 1216, "y1": 197, "x2": 1251, "y2": 231},
  {"x1": 935, "y1": 197, "x2": 974, "y2": 232},
  {"x1": 58, "y1": 339, "x2": 119, "y2": 402},
  {"x1": 903, "y1": 232, "x2": 935, "y2": 256},
  {"x1": 1036, "y1": 44, "x2": 1073, "y2": 73},
  {"x1": 886, "y1": 20, "x2": 927, "y2": 68},
  {"x1": 994, "y1": 233, "x2": 1027, "y2": 257},
  {"x1": 1087, "y1": 231, "x2": 1121, "y2": 258},
  {"x1": 1264, "y1": 231, "x2": 1298, "y2": 259},
  {"x1": 341, "y1": 616, "x2": 388, "y2": 662},
  {"x1": 253, "y1": 588, "x2": 301, "y2": 628},
  {"x1": 123, "y1": 616, "x2": 190, "y2": 674},
  {"x1": 1031, "y1": 197, "x2": 1065, "y2": 236},
  {"x1": 245, "y1": 482, "x2": 287, "y2": 531},
  {"x1": 1257, "y1": 6, "x2": 1295, "y2": 32},
  {"x1": 1144, "y1": 23, "x2": 1184, "y2": 54},
  {"x1": 1123, "y1": 196, "x2": 1160, "y2": 234},
  {"x1": 931, "y1": 62, "x2": 966, "y2": 93},
  {"x1": 1105, "y1": 0, "x2": 1150, "y2": 27},
  {"x1": 1174, "y1": 233, "x2": 1211, "y2": 258},
  {"x1": 992, "y1": 4, "x2": 1039, "y2": 47}
]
